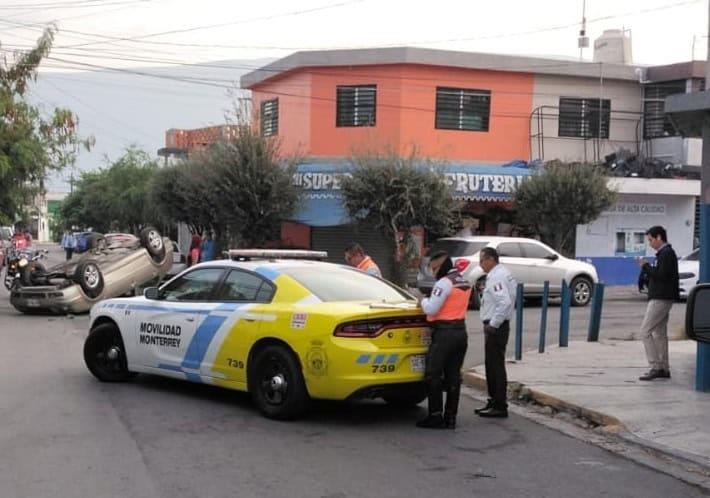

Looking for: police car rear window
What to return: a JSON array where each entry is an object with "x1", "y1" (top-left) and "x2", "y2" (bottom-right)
[{"x1": 283, "y1": 267, "x2": 411, "y2": 302}]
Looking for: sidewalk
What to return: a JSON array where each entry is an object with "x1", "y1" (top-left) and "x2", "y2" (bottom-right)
[{"x1": 464, "y1": 339, "x2": 710, "y2": 470}]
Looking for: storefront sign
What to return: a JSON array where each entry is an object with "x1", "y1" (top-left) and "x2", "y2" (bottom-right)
[
  {"x1": 443, "y1": 173, "x2": 529, "y2": 200},
  {"x1": 603, "y1": 203, "x2": 667, "y2": 216},
  {"x1": 292, "y1": 171, "x2": 351, "y2": 199}
]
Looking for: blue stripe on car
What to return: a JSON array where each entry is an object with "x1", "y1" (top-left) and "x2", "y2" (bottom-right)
[{"x1": 181, "y1": 315, "x2": 227, "y2": 370}]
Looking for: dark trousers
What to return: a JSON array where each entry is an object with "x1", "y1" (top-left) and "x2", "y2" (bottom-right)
[
  {"x1": 65, "y1": 248, "x2": 73, "y2": 261},
  {"x1": 484, "y1": 320, "x2": 510, "y2": 410},
  {"x1": 424, "y1": 321, "x2": 468, "y2": 419}
]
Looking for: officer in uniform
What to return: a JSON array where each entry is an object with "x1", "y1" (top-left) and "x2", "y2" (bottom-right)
[
  {"x1": 344, "y1": 242, "x2": 382, "y2": 278},
  {"x1": 475, "y1": 247, "x2": 516, "y2": 418},
  {"x1": 416, "y1": 250, "x2": 472, "y2": 429}
]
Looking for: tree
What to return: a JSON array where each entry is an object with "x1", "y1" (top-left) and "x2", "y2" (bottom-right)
[
  {"x1": 151, "y1": 126, "x2": 299, "y2": 249},
  {"x1": 0, "y1": 26, "x2": 91, "y2": 225},
  {"x1": 341, "y1": 151, "x2": 461, "y2": 285},
  {"x1": 58, "y1": 147, "x2": 158, "y2": 233},
  {"x1": 514, "y1": 160, "x2": 616, "y2": 256}
]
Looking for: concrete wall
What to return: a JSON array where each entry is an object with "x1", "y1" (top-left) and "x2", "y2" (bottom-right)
[
  {"x1": 531, "y1": 74, "x2": 643, "y2": 163},
  {"x1": 576, "y1": 193, "x2": 695, "y2": 284}
]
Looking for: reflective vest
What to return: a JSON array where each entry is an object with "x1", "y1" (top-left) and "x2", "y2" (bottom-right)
[
  {"x1": 357, "y1": 256, "x2": 381, "y2": 276},
  {"x1": 428, "y1": 272, "x2": 472, "y2": 322}
]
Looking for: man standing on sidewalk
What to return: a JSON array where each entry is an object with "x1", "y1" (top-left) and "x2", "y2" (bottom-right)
[
  {"x1": 636, "y1": 225, "x2": 679, "y2": 381},
  {"x1": 476, "y1": 247, "x2": 516, "y2": 418}
]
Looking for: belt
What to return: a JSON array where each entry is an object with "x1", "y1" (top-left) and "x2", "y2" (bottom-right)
[{"x1": 483, "y1": 319, "x2": 509, "y2": 326}]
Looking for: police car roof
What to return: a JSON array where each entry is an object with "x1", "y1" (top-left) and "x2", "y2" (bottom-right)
[{"x1": 189, "y1": 258, "x2": 342, "y2": 273}]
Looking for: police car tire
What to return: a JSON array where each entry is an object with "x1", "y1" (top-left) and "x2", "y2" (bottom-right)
[
  {"x1": 570, "y1": 276, "x2": 593, "y2": 307},
  {"x1": 74, "y1": 260, "x2": 104, "y2": 299},
  {"x1": 139, "y1": 227, "x2": 166, "y2": 262},
  {"x1": 84, "y1": 323, "x2": 135, "y2": 382},
  {"x1": 383, "y1": 385, "x2": 427, "y2": 407},
  {"x1": 250, "y1": 345, "x2": 309, "y2": 420}
]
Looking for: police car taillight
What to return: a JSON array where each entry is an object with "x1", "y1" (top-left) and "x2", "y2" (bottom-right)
[
  {"x1": 455, "y1": 259, "x2": 471, "y2": 272},
  {"x1": 334, "y1": 316, "x2": 428, "y2": 338}
]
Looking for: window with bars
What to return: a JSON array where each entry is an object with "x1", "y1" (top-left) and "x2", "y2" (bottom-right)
[
  {"x1": 643, "y1": 80, "x2": 686, "y2": 139},
  {"x1": 336, "y1": 85, "x2": 376, "y2": 127},
  {"x1": 435, "y1": 87, "x2": 491, "y2": 132},
  {"x1": 558, "y1": 97, "x2": 611, "y2": 138},
  {"x1": 260, "y1": 99, "x2": 279, "y2": 137}
]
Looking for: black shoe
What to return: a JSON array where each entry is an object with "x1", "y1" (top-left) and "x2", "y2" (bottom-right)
[
  {"x1": 478, "y1": 407, "x2": 508, "y2": 418},
  {"x1": 474, "y1": 399, "x2": 493, "y2": 414},
  {"x1": 639, "y1": 369, "x2": 664, "y2": 381},
  {"x1": 416, "y1": 414, "x2": 445, "y2": 429},
  {"x1": 443, "y1": 416, "x2": 456, "y2": 430},
  {"x1": 659, "y1": 369, "x2": 671, "y2": 379}
]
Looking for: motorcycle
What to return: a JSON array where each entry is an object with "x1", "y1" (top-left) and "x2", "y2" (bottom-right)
[{"x1": 3, "y1": 247, "x2": 49, "y2": 290}]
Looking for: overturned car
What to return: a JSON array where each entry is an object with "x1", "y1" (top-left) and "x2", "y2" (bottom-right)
[{"x1": 10, "y1": 227, "x2": 173, "y2": 314}]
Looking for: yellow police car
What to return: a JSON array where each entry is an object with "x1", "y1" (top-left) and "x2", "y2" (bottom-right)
[{"x1": 84, "y1": 250, "x2": 431, "y2": 419}]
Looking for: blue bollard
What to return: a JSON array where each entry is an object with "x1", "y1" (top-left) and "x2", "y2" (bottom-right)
[
  {"x1": 515, "y1": 282, "x2": 524, "y2": 361},
  {"x1": 539, "y1": 281, "x2": 550, "y2": 353},
  {"x1": 559, "y1": 280, "x2": 570, "y2": 347},
  {"x1": 587, "y1": 283, "x2": 605, "y2": 342}
]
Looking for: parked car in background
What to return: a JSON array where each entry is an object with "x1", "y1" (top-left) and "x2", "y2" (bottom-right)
[{"x1": 417, "y1": 236, "x2": 599, "y2": 308}]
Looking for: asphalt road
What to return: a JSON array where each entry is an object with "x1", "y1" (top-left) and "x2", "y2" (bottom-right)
[{"x1": 0, "y1": 254, "x2": 701, "y2": 498}]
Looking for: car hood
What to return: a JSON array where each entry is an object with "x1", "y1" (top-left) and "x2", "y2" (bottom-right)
[{"x1": 678, "y1": 260, "x2": 699, "y2": 275}]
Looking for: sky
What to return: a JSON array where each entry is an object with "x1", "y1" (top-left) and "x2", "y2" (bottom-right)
[{"x1": 0, "y1": 0, "x2": 708, "y2": 190}]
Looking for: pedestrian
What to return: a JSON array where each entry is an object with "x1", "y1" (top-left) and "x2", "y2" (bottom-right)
[
  {"x1": 60, "y1": 230, "x2": 77, "y2": 261},
  {"x1": 200, "y1": 232, "x2": 216, "y2": 262},
  {"x1": 344, "y1": 242, "x2": 382, "y2": 278},
  {"x1": 636, "y1": 225, "x2": 679, "y2": 381},
  {"x1": 475, "y1": 247, "x2": 516, "y2": 419},
  {"x1": 188, "y1": 234, "x2": 202, "y2": 266},
  {"x1": 416, "y1": 250, "x2": 471, "y2": 429}
]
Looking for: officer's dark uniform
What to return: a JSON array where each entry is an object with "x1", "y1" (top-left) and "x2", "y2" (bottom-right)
[{"x1": 417, "y1": 258, "x2": 471, "y2": 429}]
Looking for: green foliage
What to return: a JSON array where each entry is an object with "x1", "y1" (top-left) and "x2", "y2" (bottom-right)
[
  {"x1": 58, "y1": 147, "x2": 159, "y2": 232},
  {"x1": 150, "y1": 126, "x2": 299, "y2": 248},
  {"x1": 0, "y1": 26, "x2": 91, "y2": 224},
  {"x1": 514, "y1": 161, "x2": 616, "y2": 255},
  {"x1": 342, "y1": 151, "x2": 461, "y2": 284}
]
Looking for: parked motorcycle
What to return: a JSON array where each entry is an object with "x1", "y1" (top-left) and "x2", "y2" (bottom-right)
[{"x1": 3, "y1": 247, "x2": 49, "y2": 290}]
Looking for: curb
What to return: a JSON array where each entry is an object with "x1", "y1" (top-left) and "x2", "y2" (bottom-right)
[
  {"x1": 463, "y1": 369, "x2": 625, "y2": 429},
  {"x1": 463, "y1": 368, "x2": 710, "y2": 477}
]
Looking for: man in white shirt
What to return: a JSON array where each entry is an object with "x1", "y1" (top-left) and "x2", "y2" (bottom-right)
[{"x1": 476, "y1": 247, "x2": 516, "y2": 418}]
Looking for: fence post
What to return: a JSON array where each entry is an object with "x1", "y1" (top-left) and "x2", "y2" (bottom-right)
[
  {"x1": 587, "y1": 283, "x2": 605, "y2": 342},
  {"x1": 515, "y1": 282, "x2": 524, "y2": 361},
  {"x1": 559, "y1": 280, "x2": 570, "y2": 347},
  {"x1": 539, "y1": 281, "x2": 550, "y2": 353}
]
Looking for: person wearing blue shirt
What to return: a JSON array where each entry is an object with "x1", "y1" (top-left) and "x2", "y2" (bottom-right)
[
  {"x1": 200, "y1": 233, "x2": 217, "y2": 262},
  {"x1": 60, "y1": 230, "x2": 77, "y2": 261}
]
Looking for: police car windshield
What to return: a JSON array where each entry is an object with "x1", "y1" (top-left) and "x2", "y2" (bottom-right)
[
  {"x1": 284, "y1": 267, "x2": 411, "y2": 302},
  {"x1": 431, "y1": 240, "x2": 488, "y2": 257}
]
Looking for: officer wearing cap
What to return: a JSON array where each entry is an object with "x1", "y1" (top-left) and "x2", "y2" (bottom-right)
[
  {"x1": 475, "y1": 246, "x2": 516, "y2": 418},
  {"x1": 416, "y1": 250, "x2": 471, "y2": 429}
]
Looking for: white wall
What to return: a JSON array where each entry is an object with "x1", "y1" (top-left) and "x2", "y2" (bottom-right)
[{"x1": 576, "y1": 193, "x2": 695, "y2": 258}]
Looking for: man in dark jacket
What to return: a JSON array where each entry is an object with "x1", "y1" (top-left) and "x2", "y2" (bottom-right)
[{"x1": 636, "y1": 226, "x2": 679, "y2": 381}]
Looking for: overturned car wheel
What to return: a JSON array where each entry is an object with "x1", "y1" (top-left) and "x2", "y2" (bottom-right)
[
  {"x1": 74, "y1": 260, "x2": 104, "y2": 299},
  {"x1": 140, "y1": 226, "x2": 166, "y2": 262},
  {"x1": 84, "y1": 323, "x2": 135, "y2": 382}
]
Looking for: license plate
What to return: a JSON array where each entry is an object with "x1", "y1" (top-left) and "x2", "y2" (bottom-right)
[
  {"x1": 27, "y1": 299, "x2": 40, "y2": 307},
  {"x1": 410, "y1": 354, "x2": 426, "y2": 373}
]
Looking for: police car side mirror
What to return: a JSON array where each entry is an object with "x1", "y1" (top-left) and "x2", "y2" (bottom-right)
[
  {"x1": 685, "y1": 284, "x2": 710, "y2": 344},
  {"x1": 144, "y1": 286, "x2": 161, "y2": 300}
]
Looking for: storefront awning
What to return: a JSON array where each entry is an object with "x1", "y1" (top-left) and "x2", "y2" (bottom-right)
[{"x1": 290, "y1": 161, "x2": 536, "y2": 227}]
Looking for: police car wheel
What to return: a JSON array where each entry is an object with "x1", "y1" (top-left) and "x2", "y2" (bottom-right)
[
  {"x1": 570, "y1": 276, "x2": 593, "y2": 307},
  {"x1": 140, "y1": 227, "x2": 166, "y2": 262},
  {"x1": 383, "y1": 385, "x2": 427, "y2": 407},
  {"x1": 84, "y1": 323, "x2": 135, "y2": 382},
  {"x1": 250, "y1": 345, "x2": 308, "y2": 420}
]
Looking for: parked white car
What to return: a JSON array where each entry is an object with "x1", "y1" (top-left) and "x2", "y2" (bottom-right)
[
  {"x1": 678, "y1": 249, "x2": 699, "y2": 299},
  {"x1": 417, "y1": 236, "x2": 599, "y2": 307}
]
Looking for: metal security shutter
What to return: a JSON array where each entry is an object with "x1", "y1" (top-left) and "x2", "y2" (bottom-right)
[{"x1": 311, "y1": 224, "x2": 395, "y2": 279}]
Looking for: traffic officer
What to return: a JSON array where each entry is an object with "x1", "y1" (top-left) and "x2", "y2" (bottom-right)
[
  {"x1": 344, "y1": 242, "x2": 382, "y2": 278},
  {"x1": 416, "y1": 250, "x2": 471, "y2": 429},
  {"x1": 475, "y1": 247, "x2": 516, "y2": 419}
]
